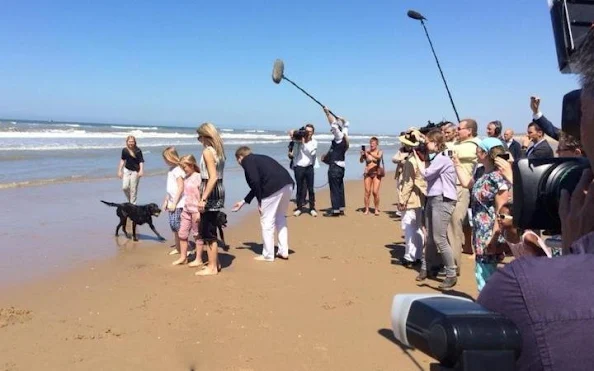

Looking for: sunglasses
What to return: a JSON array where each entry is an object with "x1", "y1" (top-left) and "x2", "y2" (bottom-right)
[{"x1": 498, "y1": 214, "x2": 513, "y2": 220}]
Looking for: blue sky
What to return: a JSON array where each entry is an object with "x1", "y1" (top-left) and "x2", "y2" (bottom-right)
[{"x1": 0, "y1": 0, "x2": 580, "y2": 134}]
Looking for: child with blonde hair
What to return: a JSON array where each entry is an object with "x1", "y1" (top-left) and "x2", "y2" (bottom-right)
[
  {"x1": 161, "y1": 146, "x2": 185, "y2": 255},
  {"x1": 173, "y1": 155, "x2": 204, "y2": 266}
]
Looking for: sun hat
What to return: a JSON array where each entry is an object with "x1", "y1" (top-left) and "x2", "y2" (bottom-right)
[
  {"x1": 398, "y1": 128, "x2": 423, "y2": 147},
  {"x1": 478, "y1": 137, "x2": 504, "y2": 152}
]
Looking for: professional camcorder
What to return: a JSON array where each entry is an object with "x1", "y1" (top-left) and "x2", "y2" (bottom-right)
[
  {"x1": 512, "y1": 0, "x2": 592, "y2": 231},
  {"x1": 291, "y1": 126, "x2": 308, "y2": 141},
  {"x1": 391, "y1": 294, "x2": 521, "y2": 371},
  {"x1": 420, "y1": 120, "x2": 451, "y2": 135}
]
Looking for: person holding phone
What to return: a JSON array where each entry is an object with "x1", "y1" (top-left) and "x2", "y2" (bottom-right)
[
  {"x1": 360, "y1": 137, "x2": 384, "y2": 215},
  {"x1": 452, "y1": 137, "x2": 511, "y2": 292}
]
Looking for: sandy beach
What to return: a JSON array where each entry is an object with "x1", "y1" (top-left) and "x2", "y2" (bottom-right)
[{"x1": 0, "y1": 175, "x2": 478, "y2": 371}]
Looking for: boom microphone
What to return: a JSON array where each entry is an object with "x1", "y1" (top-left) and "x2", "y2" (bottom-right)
[
  {"x1": 407, "y1": 10, "x2": 426, "y2": 21},
  {"x1": 272, "y1": 59, "x2": 284, "y2": 84},
  {"x1": 270, "y1": 58, "x2": 338, "y2": 118}
]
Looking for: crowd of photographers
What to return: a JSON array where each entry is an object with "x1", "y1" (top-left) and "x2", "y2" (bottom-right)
[
  {"x1": 391, "y1": 95, "x2": 584, "y2": 291},
  {"x1": 392, "y1": 29, "x2": 594, "y2": 369}
]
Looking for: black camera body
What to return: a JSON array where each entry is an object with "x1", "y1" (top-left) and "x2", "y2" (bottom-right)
[
  {"x1": 420, "y1": 120, "x2": 450, "y2": 135},
  {"x1": 291, "y1": 127, "x2": 308, "y2": 141},
  {"x1": 514, "y1": 1, "x2": 593, "y2": 230},
  {"x1": 513, "y1": 157, "x2": 590, "y2": 231}
]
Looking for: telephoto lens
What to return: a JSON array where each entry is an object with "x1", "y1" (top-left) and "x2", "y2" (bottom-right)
[{"x1": 513, "y1": 157, "x2": 590, "y2": 231}]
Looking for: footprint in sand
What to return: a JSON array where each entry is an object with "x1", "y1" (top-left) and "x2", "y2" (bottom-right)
[{"x1": 0, "y1": 307, "x2": 33, "y2": 328}]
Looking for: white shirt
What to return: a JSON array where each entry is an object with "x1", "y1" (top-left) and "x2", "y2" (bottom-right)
[
  {"x1": 166, "y1": 166, "x2": 186, "y2": 208},
  {"x1": 294, "y1": 138, "x2": 318, "y2": 167}
]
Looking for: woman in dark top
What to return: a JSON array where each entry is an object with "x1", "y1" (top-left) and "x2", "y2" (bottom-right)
[{"x1": 117, "y1": 135, "x2": 144, "y2": 204}]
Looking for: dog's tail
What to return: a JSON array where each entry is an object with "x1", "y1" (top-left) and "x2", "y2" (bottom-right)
[{"x1": 101, "y1": 200, "x2": 121, "y2": 208}]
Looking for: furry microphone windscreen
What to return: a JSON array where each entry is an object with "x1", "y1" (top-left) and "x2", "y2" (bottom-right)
[{"x1": 272, "y1": 59, "x2": 284, "y2": 84}]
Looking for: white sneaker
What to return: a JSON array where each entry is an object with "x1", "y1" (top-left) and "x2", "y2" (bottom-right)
[
  {"x1": 293, "y1": 210, "x2": 302, "y2": 217},
  {"x1": 310, "y1": 209, "x2": 318, "y2": 217}
]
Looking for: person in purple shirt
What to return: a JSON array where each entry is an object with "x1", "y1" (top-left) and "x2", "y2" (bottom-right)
[
  {"x1": 478, "y1": 29, "x2": 594, "y2": 371},
  {"x1": 412, "y1": 129, "x2": 458, "y2": 289}
]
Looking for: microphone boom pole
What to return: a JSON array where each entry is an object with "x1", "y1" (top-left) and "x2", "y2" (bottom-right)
[{"x1": 408, "y1": 10, "x2": 461, "y2": 123}]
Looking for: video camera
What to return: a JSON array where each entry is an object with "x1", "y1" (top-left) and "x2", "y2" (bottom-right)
[
  {"x1": 512, "y1": 0, "x2": 593, "y2": 231},
  {"x1": 419, "y1": 120, "x2": 451, "y2": 135},
  {"x1": 291, "y1": 127, "x2": 308, "y2": 141},
  {"x1": 391, "y1": 294, "x2": 521, "y2": 371}
]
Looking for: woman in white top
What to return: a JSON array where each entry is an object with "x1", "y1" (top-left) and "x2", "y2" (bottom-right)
[{"x1": 161, "y1": 147, "x2": 185, "y2": 255}]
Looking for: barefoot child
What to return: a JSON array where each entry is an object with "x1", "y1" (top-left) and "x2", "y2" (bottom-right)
[
  {"x1": 161, "y1": 147, "x2": 185, "y2": 255},
  {"x1": 173, "y1": 155, "x2": 204, "y2": 266},
  {"x1": 496, "y1": 202, "x2": 552, "y2": 258}
]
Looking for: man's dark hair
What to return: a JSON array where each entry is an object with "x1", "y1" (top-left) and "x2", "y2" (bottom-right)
[{"x1": 527, "y1": 122, "x2": 544, "y2": 133}]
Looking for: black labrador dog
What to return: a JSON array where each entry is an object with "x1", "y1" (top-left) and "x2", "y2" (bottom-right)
[
  {"x1": 101, "y1": 200, "x2": 165, "y2": 241},
  {"x1": 216, "y1": 211, "x2": 228, "y2": 248}
]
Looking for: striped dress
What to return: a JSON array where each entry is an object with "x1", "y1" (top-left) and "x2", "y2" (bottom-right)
[{"x1": 199, "y1": 146, "x2": 225, "y2": 211}]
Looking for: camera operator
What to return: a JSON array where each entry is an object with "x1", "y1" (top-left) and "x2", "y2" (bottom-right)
[
  {"x1": 321, "y1": 106, "x2": 349, "y2": 217},
  {"x1": 288, "y1": 124, "x2": 318, "y2": 217},
  {"x1": 396, "y1": 130, "x2": 427, "y2": 267},
  {"x1": 478, "y1": 30, "x2": 594, "y2": 370},
  {"x1": 448, "y1": 119, "x2": 481, "y2": 271},
  {"x1": 412, "y1": 129, "x2": 458, "y2": 289}
]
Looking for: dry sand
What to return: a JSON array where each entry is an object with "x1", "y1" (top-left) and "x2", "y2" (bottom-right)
[{"x1": 0, "y1": 176, "x2": 478, "y2": 371}]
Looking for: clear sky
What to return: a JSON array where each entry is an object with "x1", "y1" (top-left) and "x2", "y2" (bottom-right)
[{"x1": 0, "y1": 0, "x2": 580, "y2": 134}]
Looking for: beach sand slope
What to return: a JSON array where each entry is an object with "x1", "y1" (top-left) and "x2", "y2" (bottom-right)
[{"x1": 0, "y1": 176, "x2": 478, "y2": 371}]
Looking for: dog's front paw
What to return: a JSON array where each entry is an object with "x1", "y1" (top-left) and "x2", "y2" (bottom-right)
[
  {"x1": 158, "y1": 236, "x2": 166, "y2": 242},
  {"x1": 133, "y1": 237, "x2": 139, "y2": 242}
]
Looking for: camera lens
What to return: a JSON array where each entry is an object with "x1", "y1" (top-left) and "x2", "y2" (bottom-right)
[
  {"x1": 542, "y1": 160, "x2": 589, "y2": 220},
  {"x1": 513, "y1": 157, "x2": 589, "y2": 230}
]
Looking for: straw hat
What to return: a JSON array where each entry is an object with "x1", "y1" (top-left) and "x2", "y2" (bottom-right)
[{"x1": 398, "y1": 128, "x2": 423, "y2": 147}]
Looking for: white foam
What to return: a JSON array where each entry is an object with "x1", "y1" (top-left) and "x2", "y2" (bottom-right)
[{"x1": 111, "y1": 125, "x2": 159, "y2": 130}]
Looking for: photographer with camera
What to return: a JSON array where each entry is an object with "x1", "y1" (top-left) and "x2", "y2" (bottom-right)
[
  {"x1": 288, "y1": 124, "x2": 318, "y2": 217},
  {"x1": 321, "y1": 106, "x2": 349, "y2": 217},
  {"x1": 478, "y1": 29, "x2": 594, "y2": 370},
  {"x1": 396, "y1": 130, "x2": 427, "y2": 267},
  {"x1": 411, "y1": 129, "x2": 458, "y2": 289}
]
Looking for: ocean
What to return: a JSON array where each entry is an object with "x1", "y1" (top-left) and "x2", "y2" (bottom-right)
[
  {"x1": 0, "y1": 119, "x2": 400, "y2": 286},
  {"x1": 0, "y1": 119, "x2": 399, "y2": 188}
]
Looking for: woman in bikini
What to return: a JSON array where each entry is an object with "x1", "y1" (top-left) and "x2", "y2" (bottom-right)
[{"x1": 359, "y1": 136, "x2": 384, "y2": 215}]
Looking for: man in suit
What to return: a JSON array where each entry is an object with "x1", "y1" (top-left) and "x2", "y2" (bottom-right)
[
  {"x1": 231, "y1": 146, "x2": 295, "y2": 262},
  {"x1": 530, "y1": 96, "x2": 560, "y2": 141},
  {"x1": 503, "y1": 129, "x2": 523, "y2": 161},
  {"x1": 523, "y1": 122, "x2": 554, "y2": 159}
]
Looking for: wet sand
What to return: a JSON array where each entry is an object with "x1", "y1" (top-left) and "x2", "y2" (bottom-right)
[{"x1": 0, "y1": 176, "x2": 478, "y2": 371}]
